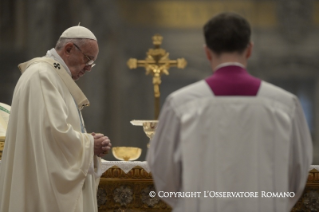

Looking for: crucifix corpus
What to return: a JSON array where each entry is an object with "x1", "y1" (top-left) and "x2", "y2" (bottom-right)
[{"x1": 127, "y1": 34, "x2": 187, "y2": 119}]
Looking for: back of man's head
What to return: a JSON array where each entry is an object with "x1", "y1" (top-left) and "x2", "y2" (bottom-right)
[{"x1": 204, "y1": 12, "x2": 251, "y2": 55}]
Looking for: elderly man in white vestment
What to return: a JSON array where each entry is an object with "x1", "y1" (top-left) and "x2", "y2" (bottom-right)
[
  {"x1": 0, "y1": 26, "x2": 112, "y2": 212},
  {"x1": 147, "y1": 12, "x2": 313, "y2": 212}
]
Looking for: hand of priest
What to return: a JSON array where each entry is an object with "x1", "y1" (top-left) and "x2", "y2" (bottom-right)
[{"x1": 92, "y1": 132, "x2": 112, "y2": 157}]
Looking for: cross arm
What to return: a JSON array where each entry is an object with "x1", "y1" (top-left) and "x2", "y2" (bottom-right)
[
  {"x1": 127, "y1": 58, "x2": 148, "y2": 69},
  {"x1": 168, "y1": 58, "x2": 187, "y2": 69}
]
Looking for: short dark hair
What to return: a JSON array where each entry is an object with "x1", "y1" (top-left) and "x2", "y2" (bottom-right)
[{"x1": 203, "y1": 12, "x2": 251, "y2": 54}]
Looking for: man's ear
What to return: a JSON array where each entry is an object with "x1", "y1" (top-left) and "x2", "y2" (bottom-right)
[
  {"x1": 64, "y1": 43, "x2": 73, "y2": 56},
  {"x1": 245, "y1": 42, "x2": 253, "y2": 59},
  {"x1": 204, "y1": 45, "x2": 213, "y2": 62}
]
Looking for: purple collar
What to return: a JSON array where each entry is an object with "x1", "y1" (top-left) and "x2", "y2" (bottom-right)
[{"x1": 205, "y1": 65, "x2": 261, "y2": 96}]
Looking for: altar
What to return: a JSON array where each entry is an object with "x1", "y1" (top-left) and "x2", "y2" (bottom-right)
[
  {"x1": 97, "y1": 161, "x2": 319, "y2": 212},
  {"x1": 0, "y1": 160, "x2": 317, "y2": 211},
  {"x1": 98, "y1": 160, "x2": 170, "y2": 212}
]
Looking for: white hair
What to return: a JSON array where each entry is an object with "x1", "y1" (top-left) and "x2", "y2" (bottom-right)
[{"x1": 55, "y1": 38, "x2": 88, "y2": 50}]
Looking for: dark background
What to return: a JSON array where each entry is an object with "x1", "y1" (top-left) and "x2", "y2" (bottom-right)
[{"x1": 1, "y1": 0, "x2": 319, "y2": 163}]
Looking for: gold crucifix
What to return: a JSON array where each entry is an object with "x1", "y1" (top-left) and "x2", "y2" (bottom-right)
[{"x1": 127, "y1": 34, "x2": 187, "y2": 119}]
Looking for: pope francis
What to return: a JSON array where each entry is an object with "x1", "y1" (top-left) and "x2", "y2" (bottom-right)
[{"x1": 0, "y1": 26, "x2": 111, "y2": 212}]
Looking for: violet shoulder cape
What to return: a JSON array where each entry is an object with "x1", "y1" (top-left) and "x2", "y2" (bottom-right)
[{"x1": 205, "y1": 65, "x2": 261, "y2": 96}]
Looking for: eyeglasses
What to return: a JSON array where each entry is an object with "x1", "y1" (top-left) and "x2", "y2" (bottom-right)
[{"x1": 73, "y1": 43, "x2": 96, "y2": 68}]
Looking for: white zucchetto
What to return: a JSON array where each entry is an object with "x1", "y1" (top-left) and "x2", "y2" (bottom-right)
[{"x1": 60, "y1": 26, "x2": 97, "y2": 41}]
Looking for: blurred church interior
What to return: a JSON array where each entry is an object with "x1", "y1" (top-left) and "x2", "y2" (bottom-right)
[{"x1": 1, "y1": 0, "x2": 319, "y2": 163}]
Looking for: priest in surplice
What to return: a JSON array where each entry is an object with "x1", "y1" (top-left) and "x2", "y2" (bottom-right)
[
  {"x1": 147, "y1": 12, "x2": 313, "y2": 212},
  {"x1": 0, "y1": 26, "x2": 111, "y2": 212}
]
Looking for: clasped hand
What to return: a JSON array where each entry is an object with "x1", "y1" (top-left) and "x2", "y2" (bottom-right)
[{"x1": 92, "y1": 132, "x2": 112, "y2": 157}]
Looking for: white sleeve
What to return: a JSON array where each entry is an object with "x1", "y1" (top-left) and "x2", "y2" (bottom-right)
[
  {"x1": 288, "y1": 98, "x2": 313, "y2": 210},
  {"x1": 88, "y1": 138, "x2": 95, "y2": 175},
  {"x1": 88, "y1": 138, "x2": 103, "y2": 178},
  {"x1": 146, "y1": 97, "x2": 182, "y2": 207}
]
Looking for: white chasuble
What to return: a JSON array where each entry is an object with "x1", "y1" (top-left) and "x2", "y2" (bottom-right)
[
  {"x1": 147, "y1": 79, "x2": 313, "y2": 212},
  {"x1": 0, "y1": 57, "x2": 101, "y2": 212}
]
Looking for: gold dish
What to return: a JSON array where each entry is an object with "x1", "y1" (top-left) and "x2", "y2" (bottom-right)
[{"x1": 112, "y1": 147, "x2": 142, "y2": 161}]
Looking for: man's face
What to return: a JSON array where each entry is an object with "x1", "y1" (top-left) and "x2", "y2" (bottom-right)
[{"x1": 67, "y1": 40, "x2": 99, "y2": 81}]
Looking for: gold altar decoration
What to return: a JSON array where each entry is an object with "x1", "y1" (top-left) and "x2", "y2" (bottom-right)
[
  {"x1": 131, "y1": 120, "x2": 158, "y2": 148},
  {"x1": 127, "y1": 34, "x2": 187, "y2": 119},
  {"x1": 112, "y1": 147, "x2": 142, "y2": 161},
  {"x1": 0, "y1": 136, "x2": 5, "y2": 160},
  {"x1": 97, "y1": 165, "x2": 319, "y2": 212},
  {"x1": 98, "y1": 166, "x2": 171, "y2": 211}
]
